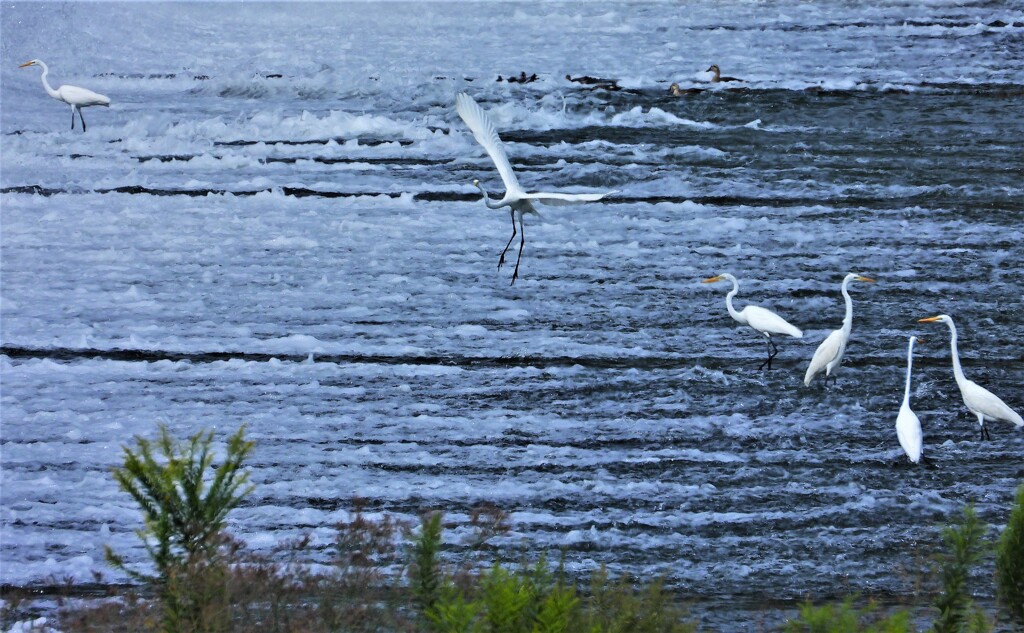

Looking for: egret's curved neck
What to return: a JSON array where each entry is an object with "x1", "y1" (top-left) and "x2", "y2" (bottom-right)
[
  {"x1": 840, "y1": 277, "x2": 855, "y2": 335},
  {"x1": 724, "y1": 277, "x2": 744, "y2": 323},
  {"x1": 903, "y1": 339, "x2": 915, "y2": 402},
  {"x1": 35, "y1": 62, "x2": 60, "y2": 100},
  {"x1": 474, "y1": 182, "x2": 506, "y2": 209},
  {"x1": 945, "y1": 320, "x2": 967, "y2": 386}
]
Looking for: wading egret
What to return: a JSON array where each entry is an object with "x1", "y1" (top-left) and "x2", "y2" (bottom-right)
[
  {"x1": 803, "y1": 273, "x2": 875, "y2": 386},
  {"x1": 707, "y1": 65, "x2": 741, "y2": 83},
  {"x1": 454, "y1": 93, "x2": 616, "y2": 284},
  {"x1": 19, "y1": 59, "x2": 110, "y2": 132},
  {"x1": 919, "y1": 314, "x2": 1023, "y2": 440},
  {"x1": 702, "y1": 273, "x2": 803, "y2": 370},
  {"x1": 896, "y1": 336, "x2": 924, "y2": 463}
]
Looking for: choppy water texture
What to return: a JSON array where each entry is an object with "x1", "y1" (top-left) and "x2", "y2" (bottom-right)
[{"x1": 2, "y1": 2, "x2": 1023, "y2": 629}]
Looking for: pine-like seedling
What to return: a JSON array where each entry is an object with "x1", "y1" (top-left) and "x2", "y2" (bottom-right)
[
  {"x1": 931, "y1": 505, "x2": 992, "y2": 633},
  {"x1": 995, "y1": 484, "x2": 1024, "y2": 626},
  {"x1": 104, "y1": 424, "x2": 254, "y2": 631}
]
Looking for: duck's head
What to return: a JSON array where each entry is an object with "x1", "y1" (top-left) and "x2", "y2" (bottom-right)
[
  {"x1": 706, "y1": 64, "x2": 720, "y2": 73},
  {"x1": 669, "y1": 82, "x2": 681, "y2": 95}
]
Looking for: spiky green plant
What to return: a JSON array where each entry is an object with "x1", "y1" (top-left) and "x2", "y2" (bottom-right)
[
  {"x1": 104, "y1": 424, "x2": 253, "y2": 632},
  {"x1": 995, "y1": 484, "x2": 1024, "y2": 626},
  {"x1": 581, "y1": 567, "x2": 695, "y2": 633},
  {"x1": 932, "y1": 505, "x2": 992, "y2": 633},
  {"x1": 412, "y1": 511, "x2": 446, "y2": 618},
  {"x1": 783, "y1": 597, "x2": 911, "y2": 633}
]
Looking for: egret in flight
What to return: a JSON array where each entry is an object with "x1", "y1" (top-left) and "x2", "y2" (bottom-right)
[
  {"x1": 702, "y1": 273, "x2": 802, "y2": 370},
  {"x1": 803, "y1": 273, "x2": 875, "y2": 386},
  {"x1": 895, "y1": 336, "x2": 924, "y2": 463},
  {"x1": 19, "y1": 59, "x2": 110, "y2": 132},
  {"x1": 454, "y1": 93, "x2": 616, "y2": 284},
  {"x1": 919, "y1": 314, "x2": 1023, "y2": 440}
]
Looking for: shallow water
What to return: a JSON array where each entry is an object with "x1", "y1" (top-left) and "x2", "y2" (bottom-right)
[{"x1": 2, "y1": 2, "x2": 1023, "y2": 629}]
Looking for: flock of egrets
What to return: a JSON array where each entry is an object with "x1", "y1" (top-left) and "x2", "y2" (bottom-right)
[
  {"x1": 18, "y1": 61, "x2": 1022, "y2": 466},
  {"x1": 698, "y1": 272, "x2": 1023, "y2": 464}
]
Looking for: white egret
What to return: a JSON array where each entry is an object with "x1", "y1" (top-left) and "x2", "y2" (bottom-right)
[
  {"x1": 702, "y1": 273, "x2": 803, "y2": 370},
  {"x1": 19, "y1": 59, "x2": 110, "y2": 132},
  {"x1": 896, "y1": 335, "x2": 924, "y2": 463},
  {"x1": 454, "y1": 92, "x2": 616, "y2": 284},
  {"x1": 803, "y1": 273, "x2": 875, "y2": 386},
  {"x1": 919, "y1": 314, "x2": 1023, "y2": 440}
]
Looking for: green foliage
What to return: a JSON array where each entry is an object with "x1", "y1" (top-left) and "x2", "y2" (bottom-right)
[
  {"x1": 412, "y1": 511, "x2": 446, "y2": 617},
  {"x1": 105, "y1": 424, "x2": 254, "y2": 582},
  {"x1": 103, "y1": 424, "x2": 254, "y2": 632},
  {"x1": 411, "y1": 515, "x2": 692, "y2": 633},
  {"x1": 581, "y1": 567, "x2": 695, "y2": 633},
  {"x1": 995, "y1": 484, "x2": 1024, "y2": 625},
  {"x1": 533, "y1": 583, "x2": 579, "y2": 633},
  {"x1": 783, "y1": 598, "x2": 911, "y2": 633},
  {"x1": 932, "y1": 505, "x2": 992, "y2": 633}
]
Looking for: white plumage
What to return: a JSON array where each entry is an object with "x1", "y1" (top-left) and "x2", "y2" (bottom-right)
[
  {"x1": 19, "y1": 59, "x2": 110, "y2": 132},
  {"x1": 919, "y1": 314, "x2": 1023, "y2": 440},
  {"x1": 702, "y1": 273, "x2": 802, "y2": 370},
  {"x1": 804, "y1": 273, "x2": 875, "y2": 386},
  {"x1": 454, "y1": 93, "x2": 615, "y2": 284},
  {"x1": 895, "y1": 336, "x2": 924, "y2": 463}
]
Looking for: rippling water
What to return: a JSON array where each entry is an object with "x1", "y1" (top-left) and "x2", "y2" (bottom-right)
[{"x1": 2, "y1": 1, "x2": 1023, "y2": 628}]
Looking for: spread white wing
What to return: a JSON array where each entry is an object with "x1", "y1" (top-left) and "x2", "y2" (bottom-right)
[
  {"x1": 522, "y1": 191, "x2": 616, "y2": 206},
  {"x1": 455, "y1": 93, "x2": 521, "y2": 194}
]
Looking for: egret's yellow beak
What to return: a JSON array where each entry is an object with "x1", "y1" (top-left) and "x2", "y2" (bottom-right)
[
  {"x1": 18, "y1": 61, "x2": 34, "y2": 68},
  {"x1": 701, "y1": 275, "x2": 723, "y2": 284},
  {"x1": 916, "y1": 337, "x2": 926, "y2": 344},
  {"x1": 918, "y1": 316, "x2": 942, "y2": 323},
  {"x1": 855, "y1": 276, "x2": 876, "y2": 283}
]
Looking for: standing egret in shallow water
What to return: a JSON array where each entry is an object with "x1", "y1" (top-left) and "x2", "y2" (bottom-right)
[
  {"x1": 803, "y1": 274, "x2": 875, "y2": 386},
  {"x1": 702, "y1": 273, "x2": 802, "y2": 370},
  {"x1": 454, "y1": 93, "x2": 616, "y2": 284},
  {"x1": 19, "y1": 59, "x2": 110, "y2": 132},
  {"x1": 919, "y1": 314, "x2": 1023, "y2": 440},
  {"x1": 896, "y1": 336, "x2": 924, "y2": 463}
]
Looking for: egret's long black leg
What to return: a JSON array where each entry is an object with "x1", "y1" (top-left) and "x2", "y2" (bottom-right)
[
  {"x1": 758, "y1": 338, "x2": 772, "y2": 370},
  {"x1": 498, "y1": 209, "x2": 516, "y2": 269},
  {"x1": 758, "y1": 336, "x2": 780, "y2": 370},
  {"x1": 510, "y1": 217, "x2": 525, "y2": 285},
  {"x1": 80, "y1": 109, "x2": 87, "y2": 132},
  {"x1": 71, "y1": 107, "x2": 76, "y2": 131},
  {"x1": 980, "y1": 417, "x2": 991, "y2": 441}
]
